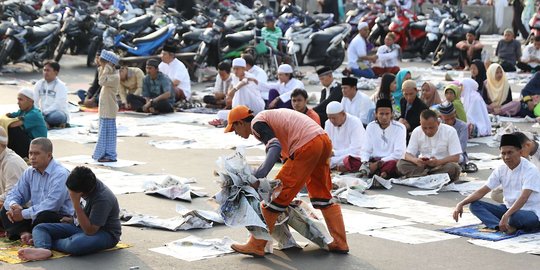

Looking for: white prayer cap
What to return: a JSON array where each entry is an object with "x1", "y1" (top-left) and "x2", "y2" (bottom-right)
[
  {"x1": 232, "y1": 58, "x2": 246, "y2": 68},
  {"x1": 277, "y1": 64, "x2": 293, "y2": 74},
  {"x1": 18, "y1": 88, "x2": 34, "y2": 101},
  {"x1": 326, "y1": 101, "x2": 343, "y2": 115},
  {"x1": 357, "y1": 22, "x2": 369, "y2": 30}
]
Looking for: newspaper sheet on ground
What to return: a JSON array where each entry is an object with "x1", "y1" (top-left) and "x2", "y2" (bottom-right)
[
  {"x1": 336, "y1": 190, "x2": 428, "y2": 209},
  {"x1": 468, "y1": 232, "x2": 540, "y2": 254},
  {"x1": 373, "y1": 203, "x2": 481, "y2": 227},
  {"x1": 358, "y1": 226, "x2": 460, "y2": 244},
  {"x1": 144, "y1": 176, "x2": 206, "y2": 202},
  {"x1": 341, "y1": 209, "x2": 415, "y2": 233},
  {"x1": 120, "y1": 206, "x2": 223, "y2": 231},
  {"x1": 213, "y1": 150, "x2": 333, "y2": 251},
  {"x1": 150, "y1": 236, "x2": 235, "y2": 261}
]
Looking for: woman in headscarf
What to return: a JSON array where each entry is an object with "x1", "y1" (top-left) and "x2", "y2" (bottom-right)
[
  {"x1": 461, "y1": 78, "x2": 491, "y2": 137},
  {"x1": 484, "y1": 63, "x2": 513, "y2": 114},
  {"x1": 393, "y1": 69, "x2": 411, "y2": 111},
  {"x1": 470, "y1": 60, "x2": 487, "y2": 101},
  {"x1": 444, "y1": 84, "x2": 467, "y2": 122},
  {"x1": 372, "y1": 73, "x2": 396, "y2": 103},
  {"x1": 420, "y1": 82, "x2": 442, "y2": 108}
]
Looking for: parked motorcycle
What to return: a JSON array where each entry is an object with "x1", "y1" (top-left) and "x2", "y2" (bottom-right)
[
  {"x1": 54, "y1": 7, "x2": 96, "y2": 62},
  {"x1": 367, "y1": 7, "x2": 395, "y2": 46},
  {"x1": 286, "y1": 23, "x2": 351, "y2": 70},
  {"x1": 388, "y1": 8, "x2": 428, "y2": 58},
  {"x1": 0, "y1": 21, "x2": 61, "y2": 68},
  {"x1": 431, "y1": 11, "x2": 482, "y2": 65}
]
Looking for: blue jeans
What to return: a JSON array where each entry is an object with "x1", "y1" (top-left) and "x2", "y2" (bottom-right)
[
  {"x1": 470, "y1": 200, "x2": 540, "y2": 231},
  {"x1": 32, "y1": 223, "x2": 118, "y2": 256},
  {"x1": 351, "y1": 68, "x2": 377, "y2": 79},
  {"x1": 44, "y1": 111, "x2": 68, "y2": 126}
]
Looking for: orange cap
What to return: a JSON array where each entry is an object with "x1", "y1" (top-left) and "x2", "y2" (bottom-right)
[{"x1": 224, "y1": 105, "x2": 253, "y2": 133}]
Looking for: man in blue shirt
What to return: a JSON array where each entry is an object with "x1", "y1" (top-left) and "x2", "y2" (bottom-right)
[
  {"x1": 0, "y1": 138, "x2": 73, "y2": 243},
  {"x1": 5, "y1": 88, "x2": 48, "y2": 158},
  {"x1": 126, "y1": 59, "x2": 175, "y2": 114}
]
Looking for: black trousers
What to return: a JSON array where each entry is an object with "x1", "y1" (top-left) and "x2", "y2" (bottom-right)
[
  {"x1": 516, "y1": 62, "x2": 540, "y2": 72},
  {"x1": 126, "y1": 94, "x2": 174, "y2": 114},
  {"x1": 458, "y1": 49, "x2": 483, "y2": 68},
  {"x1": 0, "y1": 208, "x2": 65, "y2": 240},
  {"x1": 500, "y1": 61, "x2": 517, "y2": 72},
  {"x1": 513, "y1": 1, "x2": 529, "y2": 39},
  {"x1": 7, "y1": 126, "x2": 30, "y2": 159}
]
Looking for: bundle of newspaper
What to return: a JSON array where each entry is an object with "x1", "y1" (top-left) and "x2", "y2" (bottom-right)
[{"x1": 213, "y1": 149, "x2": 333, "y2": 251}]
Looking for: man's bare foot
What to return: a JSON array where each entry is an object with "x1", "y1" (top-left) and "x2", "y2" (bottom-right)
[
  {"x1": 18, "y1": 248, "x2": 52, "y2": 261},
  {"x1": 20, "y1": 232, "x2": 33, "y2": 245},
  {"x1": 506, "y1": 225, "x2": 517, "y2": 235}
]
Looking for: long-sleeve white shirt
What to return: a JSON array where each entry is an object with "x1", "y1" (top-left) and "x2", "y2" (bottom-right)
[
  {"x1": 247, "y1": 65, "x2": 268, "y2": 85},
  {"x1": 325, "y1": 113, "x2": 365, "y2": 167},
  {"x1": 521, "y1": 43, "x2": 540, "y2": 68},
  {"x1": 360, "y1": 120, "x2": 407, "y2": 162},
  {"x1": 259, "y1": 78, "x2": 305, "y2": 103},
  {"x1": 33, "y1": 78, "x2": 69, "y2": 119},
  {"x1": 347, "y1": 34, "x2": 369, "y2": 69},
  {"x1": 341, "y1": 91, "x2": 375, "y2": 125},
  {"x1": 231, "y1": 74, "x2": 265, "y2": 115},
  {"x1": 158, "y1": 58, "x2": 191, "y2": 99},
  {"x1": 375, "y1": 44, "x2": 400, "y2": 68}
]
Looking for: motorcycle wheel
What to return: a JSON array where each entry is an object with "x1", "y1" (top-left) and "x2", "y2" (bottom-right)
[
  {"x1": 54, "y1": 36, "x2": 69, "y2": 62},
  {"x1": 0, "y1": 38, "x2": 14, "y2": 69},
  {"x1": 368, "y1": 27, "x2": 381, "y2": 46},
  {"x1": 421, "y1": 39, "x2": 437, "y2": 60},
  {"x1": 86, "y1": 38, "x2": 102, "y2": 67},
  {"x1": 328, "y1": 43, "x2": 345, "y2": 70},
  {"x1": 432, "y1": 41, "x2": 448, "y2": 66}
]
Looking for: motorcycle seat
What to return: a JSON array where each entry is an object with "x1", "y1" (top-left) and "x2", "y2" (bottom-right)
[
  {"x1": 132, "y1": 25, "x2": 170, "y2": 44},
  {"x1": 310, "y1": 25, "x2": 347, "y2": 44},
  {"x1": 225, "y1": 20, "x2": 245, "y2": 30},
  {"x1": 182, "y1": 28, "x2": 205, "y2": 40},
  {"x1": 312, "y1": 13, "x2": 333, "y2": 22},
  {"x1": 225, "y1": 30, "x2": 253, "y2": 48},
  {"x1": 410, "y1": 21, "x2": 426, "y2": 30},
  {"x1": 468, "y1": 20, "x2": 481, "y2": 28},
  {"x1": 119, "y1": 14, "x2": 152, "y2": 31},
  {"x1": 33, "y1": 13, "x2": 61, "y2": 25},
  {"x1": 25, "y1": 22, "x2": 60, "y2": 39}
]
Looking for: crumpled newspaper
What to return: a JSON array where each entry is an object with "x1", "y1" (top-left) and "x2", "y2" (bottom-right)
[
  {"x1": 332, "y1": 174, "x2": 392, "y2": 192},
  {"x1": 390, "y1": 173, "x2": 450, "y2": 196},
  {"x1": 144, "y1": 176, "x2": 207, "y2": 202},
  {"x1": 120, "y1": 206, "x2": 224, "y2": 231},
  {"x1": 213, "y1": 149, "x2": 333, "y2": 250}
]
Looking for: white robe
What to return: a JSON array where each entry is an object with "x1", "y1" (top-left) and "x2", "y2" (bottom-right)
[
  {"x1": 325, "y1": 114, "x2": 365, "y2": 168},
  {"x1": 341, "y1": 91, "x2": 375, "y2": 125},
  {"x1": 461, "y1": 79, "x2": 491, "y2": 137},
  {"x1": 360, "y1": 120, "x2": 407, "y2": 162}
]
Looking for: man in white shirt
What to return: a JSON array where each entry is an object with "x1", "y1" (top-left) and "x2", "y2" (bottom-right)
[
  {"x1": 33, "y1": 61, "x2": 69, "y2": 128},
  {"x1": 341, "y1": 77, "x2": 375, "y2": 126},
  {"x1": 159, "y1": 44, "x2": 191, "y2": 101},
  {"x1": 517, "y1": 35, "x2": 540, "y2": 73},
  {"x1": 324, "y1": 101, "x2": 365, "y2": 172},
  {"x1": 359, "y1": 99, "x2": 406, "y2": 178},
  {"x1": 242, "y1": 54, "x2": 268, "y2": 85},
  {"x1": 226, "y1": 58, "x2": 265, "y2": 115},
  {"x1": 373, "y1": 33, "x2": 401, "y2": 77},
  {"x1": 0, "y1": 127, "x2": 27, "y2": 212},
  {"x1": 345, "y1": 22, "x2": 377, "y2": 78},
  {"x1": 397, "y1": 109, "x2": 462, "y2": 182},
  {"x1": 454, "y1": 134, "x2": 540, "y2": 233},
  {"x1": 204, "y1": 61, "x2": 232, "y2": 109}
]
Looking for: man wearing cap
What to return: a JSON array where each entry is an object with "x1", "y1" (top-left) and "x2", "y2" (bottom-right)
[
  {"x1": 1, "y1": 138, "x2": 73, "y2": 243},
  {"x1": 341, "y1": 77, "x2": 375, "y2": 126},
  {"x1": 225, "y1": 105, "x2": 349, "y2": 256},
  {"x1": 33, "y1": 61, "x2": 69, "y2": 128},
  {"x1": 262, "y1": 64, "x2": 305, "y2": 109},
  {"x1": 345, "y1": 22, "x2": 377, "y2": 79},
  {"x1": 4, "y1": 89, "x2": 48, "y2": 158},
  {"x1": 313, "y1": 66, "x2": 342, "y2": 128},
  {"x1": 397, "y1": 109, "x2": 462, "y2": 182},
  {"x1": 0, "y1": 127, "x2": 27, "y2": 219},
  {"x1": 119, "y1": 66, "x2": 144, "y2": 110},
  {"x1": 439, "y1": 101, "x2": 472, "y2": 172},
  {"x1": 128, "y1": 59, "x2": 175, "y2": 114},
  {"x1": 325, "y1": 101, "x2": 365, "y2": 171},
  {"x1": 453, "y1": 134, "x2": 540, "y2": 234},
  {"x1": 226, "y1": 58, "x2": 265, "y2": 115},
  {"x1": 159, "y1": 44, "x2": 191, "y2": 101},
  {"x1": 291, "y1": 89, "x2": 320, "y2": 125},
  {"x1": 398, "y1": 80, "x2": 428, "y2": 139},
  {"x1": 359, "y1": 99, "x2": 406, "y2": 178}
]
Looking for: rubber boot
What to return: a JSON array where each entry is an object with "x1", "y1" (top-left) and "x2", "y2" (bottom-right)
[
  {"x1": 231, "y1": 204, "x2": 280, "y2": 257},
  {"x1": 320, "y1": 204, "x2": 349, "y2": 253}
]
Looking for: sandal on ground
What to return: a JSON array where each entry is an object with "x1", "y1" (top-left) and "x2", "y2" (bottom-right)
[
  {"x1": 98, "y1": 158, "x2": 117, "y2": 163},
  {"x1": 462, "y1": 162, "x2": 478, "y2": 173}
]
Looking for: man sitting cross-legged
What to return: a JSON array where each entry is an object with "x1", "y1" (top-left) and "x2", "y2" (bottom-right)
[
  {"x1": 453, "y1": 134, "x2": 540, "y2": 234},
  {"x1": 397, "y1": 109, "x2": 462, "y2": 183},
  {"x1": 18, "y1": 166, "x2": 121, "y2": 261},
  {"x1": 359, "y1": 99, "x2": 406, "y2": 178}
]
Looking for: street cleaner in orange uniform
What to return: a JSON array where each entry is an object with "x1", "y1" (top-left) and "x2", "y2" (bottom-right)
[{"x1": 224, "y1": 105, "x2": 349, "y2": 257}]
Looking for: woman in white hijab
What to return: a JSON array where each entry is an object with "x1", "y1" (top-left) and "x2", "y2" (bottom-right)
[{"x1": 461, "y1": 78, "x2": 492, "y2": 137}]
